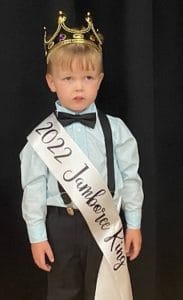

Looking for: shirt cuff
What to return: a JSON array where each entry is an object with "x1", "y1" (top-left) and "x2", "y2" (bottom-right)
[
  {"x1": 27, "y1": 223, "x2": 47, "y2": 243},
  {"x1": 124, "y1": 209, "x2": 142, "y2": 229}
]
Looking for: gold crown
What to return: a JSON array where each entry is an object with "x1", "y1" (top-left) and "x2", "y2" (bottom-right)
[{"x1": 44, "y1": 11, "x2": 103, "y2": 58}]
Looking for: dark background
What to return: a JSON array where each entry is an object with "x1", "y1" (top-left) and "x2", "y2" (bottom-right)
[{"x1": 0, "y1": 1, "x2": 182, "y2": 299}]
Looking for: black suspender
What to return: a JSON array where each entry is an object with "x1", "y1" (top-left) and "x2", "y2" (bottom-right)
[
  {"x1": 97, "y1": 110, "x2": 115, "y2": 197},
  {"x1": 58, "y1": 110, "x2": 115, "y2": 202}
]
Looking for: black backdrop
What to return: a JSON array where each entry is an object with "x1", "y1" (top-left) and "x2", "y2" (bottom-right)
[{"x1": 0, "y1": 1, "x2": 182, "y2": 299}]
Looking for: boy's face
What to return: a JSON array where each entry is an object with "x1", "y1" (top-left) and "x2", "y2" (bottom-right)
[{"x1": 46, "y1": 59, "x2": 104, "y2": 112}]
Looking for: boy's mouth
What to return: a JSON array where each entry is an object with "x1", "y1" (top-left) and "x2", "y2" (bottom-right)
[{"x1": 73, "y1": 96, "x2": 84, "y2": 100}]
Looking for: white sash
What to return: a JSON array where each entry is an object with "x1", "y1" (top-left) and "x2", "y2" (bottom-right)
[{"x1": 28, "y1": 113, "x2": 133, "y2": 300}]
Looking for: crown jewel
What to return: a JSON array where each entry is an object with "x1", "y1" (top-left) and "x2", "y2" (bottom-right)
[{"x1": 44, "y1": 11, "x2": 103, "y2": 58}]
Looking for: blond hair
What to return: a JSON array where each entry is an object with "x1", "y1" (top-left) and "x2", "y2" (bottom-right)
[{"x1": 47, "y1": 43, "x2": 103, "y2": 74}]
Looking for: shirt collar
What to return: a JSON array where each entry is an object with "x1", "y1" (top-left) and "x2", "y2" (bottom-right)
[{"x1": 55, "y1": 101, "x2": 97, "y2": 115}]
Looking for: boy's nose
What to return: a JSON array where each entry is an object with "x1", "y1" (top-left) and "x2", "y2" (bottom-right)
[{"x1": 74, "y1": 80, "x2": 83, "y2": 91}]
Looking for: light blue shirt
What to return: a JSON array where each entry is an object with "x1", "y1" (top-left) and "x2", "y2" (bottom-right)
[{"x1": 20, "y1": 101, "x2": 143, "y2": 243}]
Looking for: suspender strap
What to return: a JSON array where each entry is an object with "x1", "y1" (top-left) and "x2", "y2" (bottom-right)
[{"x1": 98, "y1": 110, "x2": 115, "y2": 197}]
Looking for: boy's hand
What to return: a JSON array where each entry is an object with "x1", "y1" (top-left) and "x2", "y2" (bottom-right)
[
  {"x1": 31, "y1": 241, "x2": 54, "y2": 272},
  {"x1": 125, "y1": 228, "x2": 142, "y2": 261}
]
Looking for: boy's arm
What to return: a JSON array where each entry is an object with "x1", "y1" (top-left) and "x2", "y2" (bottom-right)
[
  {"x1": 20, "y1": 143, "x2": 54, "y2": 272},
  {"x1": 20, "y1": 142, "x2": 48, "y2": 243},
  {"x1": 20, "y1": 142, "x2": 55, "y2": 270},
  {"x1": 114, "y1": 118, "x2": 144, "y2": 259}
]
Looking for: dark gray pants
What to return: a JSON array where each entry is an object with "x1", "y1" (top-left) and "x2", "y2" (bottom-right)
[{"x1": 46, "y1": 206, "x2": 102, "y2": 300}]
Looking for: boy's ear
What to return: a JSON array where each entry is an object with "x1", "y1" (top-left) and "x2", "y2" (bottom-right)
[
  {"x1": 97, "y1": 73, "x2": 104, "y2": 89},
  {"x1": 46, "y1": 73, "x2": 56, "y2": 92}
]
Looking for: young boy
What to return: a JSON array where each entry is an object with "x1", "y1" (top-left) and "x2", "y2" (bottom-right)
[{"x1": 20, "y1": 11, "x2": 143, "y2": 300}]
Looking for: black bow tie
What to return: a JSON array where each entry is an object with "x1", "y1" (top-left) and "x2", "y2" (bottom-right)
[{"x1": 57, "y1": 112, "x2": 96, "y2": 128}]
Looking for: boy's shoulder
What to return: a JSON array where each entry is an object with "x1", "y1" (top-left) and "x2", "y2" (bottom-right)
[
  {"x1": 103, "y1": 111, "x2": 129, "y2": 130},
  {"x1": 20, "y1": 112, "x2": 53, "y2": 156},
  {"x1": 99, "y1": 111, "x2": 135, "y2": 140}
]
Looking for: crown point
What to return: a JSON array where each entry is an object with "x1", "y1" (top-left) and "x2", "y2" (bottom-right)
[
  {"x1": 58, "y1": 11, "x2": 66, "y2": 24},
  {"x1": 85, "y1": 11, "x2": 92, "y2": 24}
]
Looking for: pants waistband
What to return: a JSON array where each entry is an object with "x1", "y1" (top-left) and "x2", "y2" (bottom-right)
[{"x1": 47, "y1": 206, "x2": 79, "y2": 217}]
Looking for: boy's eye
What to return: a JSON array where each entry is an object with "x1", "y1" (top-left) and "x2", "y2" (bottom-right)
[
  {"x1": 85, "y1": 76, "x2": 93, "y2": 80},
  {"x1": 63, "y1": 76, "x2": 72, "y2": 81}
]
